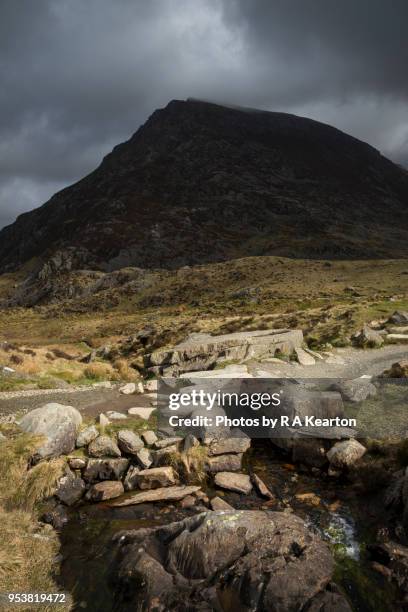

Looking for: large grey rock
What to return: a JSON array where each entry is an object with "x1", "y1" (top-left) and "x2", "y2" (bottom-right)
[
  {"x1": 145, "y1": 329, "x2": 303, "y2": 375},
  {"x1": 87, "y1": 480, "x2": 124, "y2": 501},
  {"x1": 330, "y1": 378, "x2": 377, "y2": 403},
  {"x1": 327, "y1": 439, "x2": 366, "y2": 469},
  {"x1": 88, "y1": 435, "x2": 121, "y2": 458},
  {"x1": 117, "y1": 430, "x2": 144, "y2": 455},
  {"x1": 19, "y1": 403, "x2": 82, "y2": 461},
  {"x1": 135, "y1": 466, "x2": 178, "y2": 490},
  {"x1": 56, "y1": 475, "x2": 86, "y2": 506},
  {"x1": 83, "y1": 458, "x2": 129, "y2": 483},
  {"x1": 352, "y1": 325, "x2": 384, "y2": 348},
  {"x1": 109, "y1": 510, "x2": 337, "y2": 611},
  {"x1": 389, "y1": 311, "x2": 408, "y2": 325},
  {"x1": 76, "y1": 425, "x2": 99, "y2": 448},
  {"x1": 214, "y1": 472, "x2": 252, "y2": 494}
]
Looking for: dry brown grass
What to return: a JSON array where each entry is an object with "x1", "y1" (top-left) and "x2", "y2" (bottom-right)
[
  {"x1": 83, "y1": 361, "x2": 117, "y2": 381},
  {"x1": 112, "y1": 358, "x2": 139, "y2": 381},
  {"x1": 168, "y1": 445, "x2": 208, "y2": 483},
  {"x1": 0, "y1": 434, "x2": 71, "y2": 610}
]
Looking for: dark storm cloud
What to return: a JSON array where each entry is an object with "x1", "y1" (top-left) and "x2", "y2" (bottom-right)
[{"x1": 0, "y1": 0, "x2": 407, "y2": 228}]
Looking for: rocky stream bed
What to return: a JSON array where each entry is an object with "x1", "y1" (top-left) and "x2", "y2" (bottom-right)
[{"x1": 54, "y1": 438, "x2": 400, "y2": 612}]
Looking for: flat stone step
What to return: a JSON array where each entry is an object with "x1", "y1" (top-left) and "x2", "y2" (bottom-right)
[
  {"x1": 111, "y1": 485, "x2": 201, "y2": 506},
  {"x1": 386, "y1": 334, "x2": 408, "y2": 344}
]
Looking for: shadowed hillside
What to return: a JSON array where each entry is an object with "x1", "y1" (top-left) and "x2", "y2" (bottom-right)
[{"x1": 1, "y1": 99, "x2": 408, "y2": 274}]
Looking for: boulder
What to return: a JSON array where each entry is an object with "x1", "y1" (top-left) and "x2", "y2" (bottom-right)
[
  {"x1": 109, "y1": 510, "x2": 338, "y2": 611},
  {"x1": 124, "y1": 465, "x2": 141, "y2": 491},
  {"x1": 83, "y1": 458, "x2": 129, "y2": 483},
  {"x1": 152, "y1": 445, "x2": 178, "y2": 465},
  {"x1": 87, "y1": 480, "x2": 124, "y2": 502},
  {"x1": 76, "y1": 425, "x2": 98, "y2": 448},
  {"x1": 88, "y1": 435, "x2": 121, "y2": 458},
  {"x1": 56, "y1": 475, "x2": 86, "y2": 506},
  {"x1": 117, "y1": 430, "x2": 144, "y2": 455},
  {"x1": 214, "y1": 472, "x2": 252, "y2": 494},
  {"x1": 141, "y1": 430, "x2": 158, "y2": 446},
  {"x1": 19, "y1": 403, "x2": 82, "y2": 461},
  {"x1": 135, "y1": 466, "x2": 178, "y2": 490},
  {"x1": 327, "y1": 439, "x2": 366, "y2": 469},
  {"x1": 135, "y1": 447, "x2": 153, "y2": 469},
  {"x1": 352, "y1": 325, "x2": 384, "y2": 348},
  {"x1": 120, "y1": 383, "x2": 136, "y2": 395},
  {"x1": 388, "y1": 311, "x2": 408, "y2": 325},
  {"x1": 210, "y1": 496, "x2": 234, "y2": 511},
  {"x1": 208, "y1": 436, "x2": 251, "y2": 456},
  {"x1": 111, "y1": 485, "x2": 201, "y2": 506},
  {"x1": 330, "y1": 378, "x2": 377, "y2": 403},
  {"x1": 207, "y1": 454, "x2": 243, "y2": 473},
  {"x1": 145, "y1": 329, "x2": 303, "y2": 375}
]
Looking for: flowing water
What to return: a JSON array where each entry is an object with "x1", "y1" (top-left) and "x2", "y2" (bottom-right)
[{"x1": 59, "y1": 440, "x2": 399, "y2": 611}]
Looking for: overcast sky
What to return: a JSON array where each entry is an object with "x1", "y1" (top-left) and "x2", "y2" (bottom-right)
[{"x1": 1, "y1": 0, "x2": 407, "y2": 229}]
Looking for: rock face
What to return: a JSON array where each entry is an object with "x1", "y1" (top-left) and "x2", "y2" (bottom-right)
[
  {"x1": 146, "y1": 329, "x2": 303, "y2": 375},
  {"x1": 2, "y1": 99, "x2": 408, "y2": 277},
  {"x1": 19, "y1": 403, "x2": 82, "y2": 461},
  {"x1": 109, "y1": 510, "x2": 345, "y2": 611}
]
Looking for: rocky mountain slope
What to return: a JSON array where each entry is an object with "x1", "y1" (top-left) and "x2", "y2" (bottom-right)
[{"x1": 1, "y1": 98, "x2": 408, "y2": 273}]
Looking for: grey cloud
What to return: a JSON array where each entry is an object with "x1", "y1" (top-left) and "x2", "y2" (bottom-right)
[{"x1": 0, "y1": 0, "x2": 407, "y2": 229}]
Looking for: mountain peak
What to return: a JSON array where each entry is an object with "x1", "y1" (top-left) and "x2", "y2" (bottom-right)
[{"x1": 1, "y1": 99, "x2": 407, "y2": 273}]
